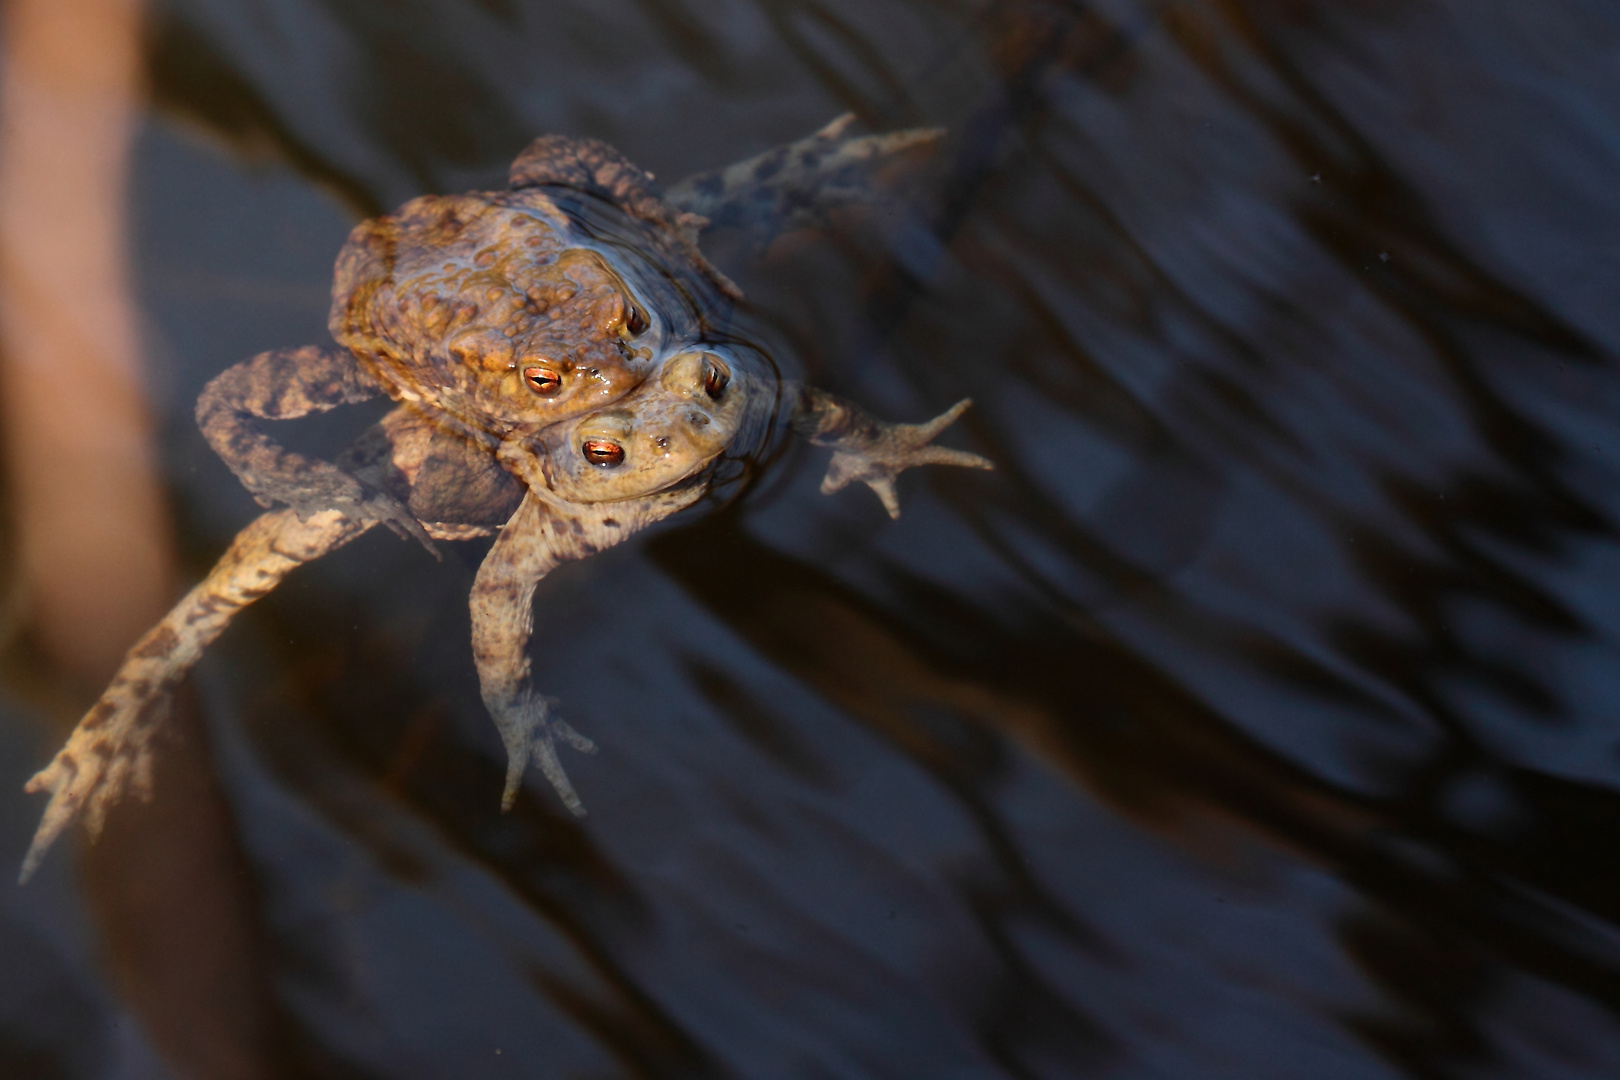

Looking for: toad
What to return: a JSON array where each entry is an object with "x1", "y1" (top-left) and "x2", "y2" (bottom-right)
[
  {"x1": 20, "y1": 118, "x2": 991, "y2": 880},
  {"x1": 196, "y1": 135, "x2": 736, "y2": 548}
]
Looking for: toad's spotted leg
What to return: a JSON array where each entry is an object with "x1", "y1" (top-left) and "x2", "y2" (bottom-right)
[
  {"x1": 196, "y1": 343, "x2": 437, "y2": 554},
  {"x1": 468, "y1": 485, "x2": 705, "y2": 814},
  {"x1": 19, "y1": 506, "x2": 371, "y2": 881},
  {"x1": 666, "y1": 113, "x2": 943, "y2": 251},
  {"x1": 18, "y1": 408, "x2": 463, "y2": 882}
]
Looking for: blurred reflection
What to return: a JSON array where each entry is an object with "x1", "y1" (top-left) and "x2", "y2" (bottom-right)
[
  {"x1": 0, "y1": 2, "x2": 300, "y2": 1078},
  {"x1": 0, "y1": 0, "x2": 171, "y2": 680},
  {"x1": 4, "y1": 0, "x2": 1620, "y2": 1076}
]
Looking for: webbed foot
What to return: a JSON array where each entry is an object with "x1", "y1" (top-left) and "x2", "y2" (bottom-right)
[
  {"x1": 20, "y1": 691, "x2": 164, "y2": 883},
  {"x1": 19, "y1": 507, "x2": 379, "y2": 883},
  {"x1": 493, "y1": 691, "x2": 597, "y2": 815},
  {"x1": 819, "y1": 398, "x2": 994, "y2": 519}
]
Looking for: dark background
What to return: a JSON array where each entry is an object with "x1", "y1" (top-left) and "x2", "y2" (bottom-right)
[{"x1": 4, "y1": 0, "x2": 1620, "y2": 1076}]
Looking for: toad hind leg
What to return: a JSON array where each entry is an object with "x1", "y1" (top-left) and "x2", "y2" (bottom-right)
[
  {"x1": 665, "y1": 113, "x2": 944, "y2": 253},
  {"x1": 196, "y1": 344, "x2": 437, "y2": 556},
  {"x1": 19, "y1": 507, "x2": 372, "y2": 882},
  {"x1": 469, "y1": 484, "x2": 702, "y2": 814},
  {"x1": 792, "y1": 390, "x2": 994, "y2": 519}
]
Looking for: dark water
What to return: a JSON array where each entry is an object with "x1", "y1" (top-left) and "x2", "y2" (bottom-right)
[{"x1": 5, "y1": 0, "x2": 1620, "y2": 1076}]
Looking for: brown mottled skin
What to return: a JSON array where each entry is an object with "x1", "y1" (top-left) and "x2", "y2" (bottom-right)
[
  {"x1": 196, "y1": 137, "x2": 734, "y2": 548},
  {"x1": 22, "y1": 118, "x2": 991, "y2": 880}
]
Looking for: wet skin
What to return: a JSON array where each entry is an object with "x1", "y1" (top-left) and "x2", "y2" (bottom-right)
[
  {"x1": 331, "y1": 192, "x2": 698, "y2": 440},
  {"x1": 195, "y1": 136, "x2": 736, "y2": 548},
  {"x1": 21, "y1": 122, "x2": 991, "y2": 880}
]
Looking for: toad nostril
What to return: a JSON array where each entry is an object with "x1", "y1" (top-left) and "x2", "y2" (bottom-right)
[{"x1": 687, "y1": 411, "x2": 710, "y2": 428}]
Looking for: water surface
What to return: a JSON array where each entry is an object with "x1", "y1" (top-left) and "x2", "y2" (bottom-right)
[{"x1": 4, "y1": 0, "x2": 1620, "y2": 1077}]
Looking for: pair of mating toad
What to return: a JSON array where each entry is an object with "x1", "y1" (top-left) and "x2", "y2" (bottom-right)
[{"x1": 21, "y1": 118, "x2": 991, "y2": 880}]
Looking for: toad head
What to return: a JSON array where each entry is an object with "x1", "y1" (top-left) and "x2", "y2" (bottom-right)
[{"x1": 530, "y1": 347, "x2": 772, "y2": 503}]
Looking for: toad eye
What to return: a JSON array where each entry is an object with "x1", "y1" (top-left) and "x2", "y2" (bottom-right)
[
  {"x1": 581, "y1": 438, "x2": 625, "y2": 467},
  {"x1": 523, "y1": 366, "x2": 562, "y2": 395},
  {"x1": 702, "y1": 357, "x2": 730, "y2": 400},
  {"x1": 623, "y1": 302, "x2": 649, "y2": 336}
]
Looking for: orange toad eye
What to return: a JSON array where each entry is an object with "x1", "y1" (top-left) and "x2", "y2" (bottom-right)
[
  {"x1": 581, "y1": 439, "x2": 625, "y2": 467},
  {"x1": 624, "y1": 302, "x2": 648, "y2": 336},
  {"x1": 523, "y1": 366, "x2": 562, "y2": 395},
  {"x1": 702, "y1": 357, "x2": 730, "y2": 400}
]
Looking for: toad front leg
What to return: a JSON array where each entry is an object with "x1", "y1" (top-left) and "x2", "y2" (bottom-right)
[
  {"x1": 469, "y1": 479, "x2": 704, "y2": 814},
  {"x1": 196, "y1": 344, "x2": 437, "y2": 554},
  {"x1": 792, "y1": 389, "x2": 993, "y2": 518}
]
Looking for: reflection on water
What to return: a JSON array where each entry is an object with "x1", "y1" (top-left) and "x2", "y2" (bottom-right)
[{"x1": 5, "y1": 0, "x2": 1620, "y2": 1076}]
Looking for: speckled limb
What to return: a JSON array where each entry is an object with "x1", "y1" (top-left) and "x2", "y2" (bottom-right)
[
  {"x1": 17, "y1": 407, "x2": 478, "y2": 882},
  {"x1": 665, "y1": 114, "x2": 943, "y2": 252},
  {"x1": 791, "y1": 388, "x2": 994, "y2": 519},
  {"x1": 196, "y1": 344, "x2": 437, "y2": 554},
  {"x1": 19, "y1": 506, "x2": 372, "y2": 881},
  {"x1": 469, "y1": 479, "x2": 704, "y2": 814}
]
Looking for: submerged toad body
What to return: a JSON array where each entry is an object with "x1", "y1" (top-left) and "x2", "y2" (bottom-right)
[{"x1": 21, "y1": 119, "x2": 992, "y2": 879}]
